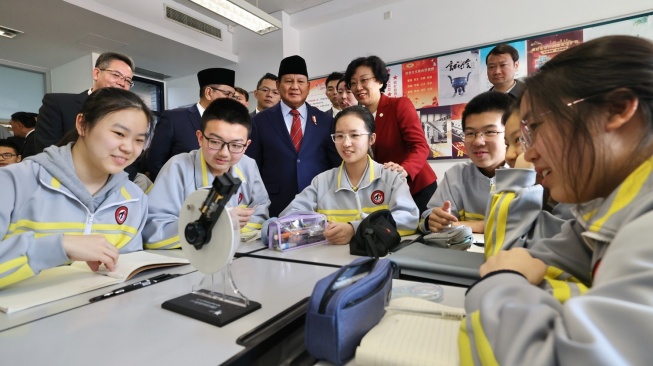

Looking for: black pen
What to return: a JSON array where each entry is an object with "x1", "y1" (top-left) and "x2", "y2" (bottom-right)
[{"x1": 89, "y1": 273, "x2": 180, "y2": 303}]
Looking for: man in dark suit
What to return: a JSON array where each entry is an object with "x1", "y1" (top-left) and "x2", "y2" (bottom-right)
[
  {"x1": 324, "y1": 71, "x2": 343, "y2": 117},
  {"x1": 35, "y1": 52, "x2": 135, "y2": 153},
  {"x1": 246, "y1": 55, "x2": 341, "y2": 217},
  {"x1": 146, "y1": 68, "x2": 235, "y2": 179},
  {"x1": 250, "y1": 73, "x2": 280, "y2": 117},
  {"x1": 486, "y1": 44, "x2": 525, "y2": 99},
  {"x1": 8, "y1": 112, "x2": 37, "y2": 158}
]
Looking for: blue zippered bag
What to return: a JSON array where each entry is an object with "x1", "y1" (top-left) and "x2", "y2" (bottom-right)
[{"x1": 305, "y1": 257, "x2": 395, "y2": 365}]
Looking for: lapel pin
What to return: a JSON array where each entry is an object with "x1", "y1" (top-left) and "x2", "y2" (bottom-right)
[
  {"x1": 379, "y1": 113, "x2": 384, "y2": 117},
  {"x1": 312, "y1": 116, "x2": 317, "y2": 125}
]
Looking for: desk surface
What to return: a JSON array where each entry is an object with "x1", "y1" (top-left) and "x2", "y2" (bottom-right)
[
  {"x1": 244, "y1": 242, "x2": 359, "y2": 268},
  {"x1": 0, "y1": 257, "x2": 338, "y2": 366}
]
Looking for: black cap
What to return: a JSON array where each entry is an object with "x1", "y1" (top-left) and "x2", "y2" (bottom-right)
[
  {"x1": 278, "y1": 55, "x2": 308, "y2": 78},
  {"x1": 197, "y1": 68, "x2": 235, "y2": 88}
]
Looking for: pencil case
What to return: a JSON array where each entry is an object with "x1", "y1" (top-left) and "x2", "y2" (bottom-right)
[
  {"x1": 267, "y1": 213, "x2": 327, "y2": 251},
  {"x1": 423, "y1": 225, "x2": 473, "y2": 250},
  {"x1": 305, "y1": 257, "x2": 395, "y2": 365}
]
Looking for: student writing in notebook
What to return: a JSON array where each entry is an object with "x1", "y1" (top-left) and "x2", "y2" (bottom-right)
[
  {"x1": 482, "y1": 102, "x2": 573, "y2": 259},
  {"x1": 0, "y1": 88, "x2": 153, "y2": 289},
  {"x1": 143, "y1": 98, "x2": 270, "y2": 249},
  {"x1": 459, "y1": 35, "x2": 653, "y2": 365},
  {"x1": 277, "y1": 105, "x2": 419, "y2": 244}
]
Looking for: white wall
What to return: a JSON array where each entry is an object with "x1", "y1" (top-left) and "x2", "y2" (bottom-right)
[{"x1": 50, "y1": 54, "x2": 94, "y2": 93}]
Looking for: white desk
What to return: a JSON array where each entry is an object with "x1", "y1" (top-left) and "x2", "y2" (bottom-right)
[
  {"x1": 236, "y1": 238, "x2": 267, "y2": 254},
  {"x1": 244, "y1": 242, "x2": 359, "y2": 267},
  {"x1": 0, "y1": 257, "x2": 337, "y2": 366}
]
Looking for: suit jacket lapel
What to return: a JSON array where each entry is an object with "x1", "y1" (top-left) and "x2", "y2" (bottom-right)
[
  {"x1": 269, "y1": 104, "x2": 297, "y2": 152},
  {"x1": 375, "y1": 94, "x2": 391, "y2": 138},
  {"x1": 189, "y1": 104, "x2": 201, "y2": 131}
]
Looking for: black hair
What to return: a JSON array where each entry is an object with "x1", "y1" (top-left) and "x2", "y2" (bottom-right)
[
  {"x1": 234, "y1": 87, "x2": 249, "y2": 102},
  {"x1": 344, "y1": 56, "x2": 390, "y2": 92},
  {"x1": 201, "y1": 97, "x2": 251, "y2": 134},
  {"x1": 10, "y1": 112, "x2": 37, "y2": 128},
  {"x1": 336, "y1": 76, "x2": 348, "y2": 91},
  {"x1": 58, "y1": 88, "x2": 154, "y2": 146},
  {"x1": 461, "y1": 91, "x2": 513, "y2": 129},
  {"x1": 501, "y1": 99, "x2": 521, "y2": 125},
  {"x1": 486, "y1": 44, "x2": 519, "y2": 63},
  {"x1": 524, "y1": 35, "x2": 653, "y2": 201},
  {"x1": 256, "y1": 73, "x2": 278, "y2": 89},
  {"x1": 95, "y1": 51, "x2": 135, "y2": 72},
  {"x1": 334, "y1": 105, "x2": 376, "y2": 134},
  {"x1": 325, "y1": 72, "x2": 344, "y2": 86},
  {"x1": 0, "y1": 138, "x2": 20, "y2": 154}
]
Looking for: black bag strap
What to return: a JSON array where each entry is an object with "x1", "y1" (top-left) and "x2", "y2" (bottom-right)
[{"x1": 363, "y1": 228, "x2": 381, "y2": 258}]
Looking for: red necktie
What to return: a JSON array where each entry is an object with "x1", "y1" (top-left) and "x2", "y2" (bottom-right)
[{"x1": 290, "y1": 109, "x2": 303, "y2": 152}]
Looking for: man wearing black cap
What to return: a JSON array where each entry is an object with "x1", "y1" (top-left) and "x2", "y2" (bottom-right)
[
  {"x1": 246, "y1": 55, "x2": 341, "y2": 217},
  {"x1": 146, "y1": 67, "x2": 236, "y2": 179}
]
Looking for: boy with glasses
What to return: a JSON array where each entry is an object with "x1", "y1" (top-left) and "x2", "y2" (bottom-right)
[
  {"x1": 0, "y1": 139, "x2": 21, "y2": 167},
  {"x1": 147, "y1": 67, "x2": 236, "y2": 179},
  {"x1": 143, "y1": 98, "x2": 270, "y2": 249},
  {"x1": 420, "y1": 91, "x2": 511, "y2": 234}
]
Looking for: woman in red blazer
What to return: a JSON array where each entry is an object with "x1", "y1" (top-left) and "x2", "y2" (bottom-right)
[{"x1": 344, "y1": 56, "x2": 437, "y2": 214}]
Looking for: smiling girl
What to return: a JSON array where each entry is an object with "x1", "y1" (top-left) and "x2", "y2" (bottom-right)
[
  {"x1": 0, "y1": 88, "x2": 153, "y2": 288},
  {"x1": 279, "y1": 106, "x2": 418, "y2": 244},
  {"x1": 460, "y1": 35, "x2": 653, "y2": 365}
]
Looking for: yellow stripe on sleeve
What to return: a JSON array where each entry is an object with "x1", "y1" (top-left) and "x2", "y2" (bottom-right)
[
  {"x1": 145, "y1": 235, "x2": 181, "y2": 249},
  {"x1": 493, "y1": 192, "x2": 514, "y2": 257},
  {"x1": 0, "y1": 257, "x2": 35, "y2": 289},
  {"x1": 459, "y1": 319, "x2": 475, "y2": 366},
  {"x1": 471, "y1": 311, "x2": 499, "y2": 366}
]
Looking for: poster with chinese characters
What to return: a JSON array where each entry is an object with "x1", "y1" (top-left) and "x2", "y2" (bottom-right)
[
  {"x1": 402, "y1": 58, "x2": 438, "y2": 109},
  {"x1": 480, "y1": 41, "x2": 528, "y2": 91},
  {"x1": 385, "y1": 63, "x2": 403, "y2": 98},
  {"x1": 437, "y1": 50, "x2": 482, "y2": 106},
  {"x1": 419, "y1": 105, "x2": 451, "y2": 160},
  {"x1": 306, "y1": 77, "x2": 331, "y2": 112},
  {"x1": 526, "y1": 30, "x2": 583, "y2": 74}
]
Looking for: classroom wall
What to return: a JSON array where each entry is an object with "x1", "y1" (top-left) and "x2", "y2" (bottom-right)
[
  {"x1": 50, "y1": 53, "x2": 94, "y2": 93},
  {"x1": 291, "y1": 0, "x2": 653, "y2": 180}
]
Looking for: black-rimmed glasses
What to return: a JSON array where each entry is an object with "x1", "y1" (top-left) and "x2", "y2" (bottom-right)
[{"x1": 201, "y1": 132, "x2": 246, "y2": 153}]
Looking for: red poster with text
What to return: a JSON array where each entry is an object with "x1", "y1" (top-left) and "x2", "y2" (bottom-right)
[
  {"x1": 402, "y1": 58, "x2": 439, "y2": 109},
  {"x1": 527, "y1": 30, "x2": 583, "y2": 74}
]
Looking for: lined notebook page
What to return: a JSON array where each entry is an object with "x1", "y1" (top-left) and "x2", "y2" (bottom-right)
[{"x1": 355, "y1": 297, "x2": 465, "y2": 366}]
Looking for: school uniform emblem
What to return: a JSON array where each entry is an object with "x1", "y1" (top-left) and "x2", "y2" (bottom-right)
[
  {"x1": 115, "y1": 206, "x2": 128, "y2": 224},
  {"x1": 371, "y1": 190, "x2": 385, "y2": 205},
  {"x1": 238, "y1": 193, "x2": 243, "y2": 204}
]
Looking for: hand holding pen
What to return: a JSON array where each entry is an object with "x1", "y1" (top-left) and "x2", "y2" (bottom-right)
[{"x1": 89, "y1": 273, "x2": 180, "y2": 303}]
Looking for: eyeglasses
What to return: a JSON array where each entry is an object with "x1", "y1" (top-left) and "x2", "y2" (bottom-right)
[
  {"x1": 201, "y1": 132, "x2": 246, "y2": 153},
  {"x1": 0, "y1": 153, "x2": 18, "y2": 159},
  {"x1": 99, "y1": 69, "x2": 134, "y2": 87},
  {"x1": 331, "y1": 133, "x2": 371, "y2": 143},
  {"x1": 349, "y1": 77, "x2": 374, "y2": 90},
  {"x1": 257, "y1": 87, "x2": 279, "y2": 96},
  {"x1": 519, "y1": 97, "x2": 588, "y2": 151},
  {"x1": 463, "y1": 130, "x2": 504, "y2": 142},
  {"x1": 208, "y1": 86, "x2": 235, "y2": 99}
]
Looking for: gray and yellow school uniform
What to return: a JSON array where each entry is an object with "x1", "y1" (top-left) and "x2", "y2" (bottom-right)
[
  {"x1": 0, "y1": 144, "x2": 147, "y2": 289},
  {"x1": 484, "y1": 168, "x2": 573, "y2": 259},
  {"x1": 460, "y1": 156, "x2": 653, "y2": 365},
  {"x1": 280, "y1": 156, "x2": 418, "y2": 235},
  {"x1": 143, "y1": 149, "x2": 270, "y2": 250},
  {"x1": 419, "y1": 161, "x2": 495, "y2": 233}
]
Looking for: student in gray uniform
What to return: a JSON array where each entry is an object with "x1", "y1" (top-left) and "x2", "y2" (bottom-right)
[
  {"x1": 0, "y1": 88, "x2": 152, "y2": 288},
  {"x1": 483, "y1": 103, "x2": 573, "y2": 259},
  {"x1": 279, "y1": 105, "x2": 418, "y2": 244},
  {"x1": 420, "y1": 91, "x2": 511, "y2": 234},
  {"x1": 460, "y1": 35, "x2": 653, "y2": 365},
  {"x1": 143, "y1": 98, "x2": 270, "y2": 250}
]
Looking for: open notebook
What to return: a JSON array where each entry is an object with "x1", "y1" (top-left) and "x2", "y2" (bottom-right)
[
  {"x1": 0, "y1": 251, "x2": 189, "y2": 314},
  {"x1": 355, "y1": 297, "x2": 466, "y2": 366}
]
